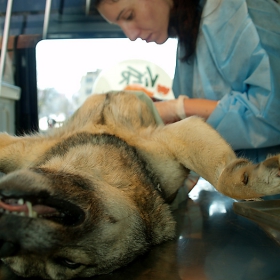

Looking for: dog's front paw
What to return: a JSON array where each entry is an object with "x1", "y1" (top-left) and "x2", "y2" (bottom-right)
[
  {"x1": 261, "y1": 155, "x2": 280, "y2": 176},
  {"x1": 256, "y1": 155, "x2": 280, "y2": 192},
  {"x1": 216, "y1": 156, "x2": 280, "y2": 200}
]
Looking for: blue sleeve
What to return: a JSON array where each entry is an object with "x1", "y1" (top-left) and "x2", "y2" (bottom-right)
[
  {"x1": 174, "y1": 0, "x2": 280, "y2": 151},
  {"x1": 207, "y1": 0, "x2": 280, "y2": 150}
]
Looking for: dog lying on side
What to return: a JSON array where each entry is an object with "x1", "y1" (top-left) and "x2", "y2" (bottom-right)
[{"x1": 0, "y1": 91, "x2": 279, "y2": 279}]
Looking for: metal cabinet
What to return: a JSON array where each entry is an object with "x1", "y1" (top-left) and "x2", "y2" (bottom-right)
[{"x1": 0, "y1": 0, "x2": 21, "y2": 135}]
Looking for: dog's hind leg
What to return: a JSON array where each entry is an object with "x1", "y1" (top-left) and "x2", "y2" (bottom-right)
[
  {"x1": 153, "y1": 116, "x2": 280, "y2": 200},
  {"x1": 0, "y1": 133, "x2": 57, "y2": 173}
]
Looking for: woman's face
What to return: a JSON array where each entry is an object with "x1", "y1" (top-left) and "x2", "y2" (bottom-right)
[{"x1": 98, "y1": 0, "x2": 173, "y2": 44}]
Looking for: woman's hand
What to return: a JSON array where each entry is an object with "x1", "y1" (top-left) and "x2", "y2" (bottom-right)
[
  {"x1": 154, "y1": 96, "x2": 187, "y2": 124},
  {"x1": 154, "y1": 100, "x2": 180, "y2": 124}
]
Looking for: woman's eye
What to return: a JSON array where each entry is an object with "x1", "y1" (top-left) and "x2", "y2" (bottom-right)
[
  {"x1": 126, "y1": 12, "x2": 133, "y2": 20},
  {"x1": 54, "y1": 258, "x2": 82, "y2": 269}
]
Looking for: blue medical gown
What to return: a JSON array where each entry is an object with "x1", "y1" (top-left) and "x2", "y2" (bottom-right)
[{"x1": 172, "y1": 0, "x2": 280, "y2": 162}]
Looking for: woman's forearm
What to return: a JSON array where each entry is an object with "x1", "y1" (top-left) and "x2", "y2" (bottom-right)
[
  {"x1": 183, "y1": 98, "x2": 218, "y2": 120},
  {"x1": 154, "y1": 97, "x2": 219, "y2": 124}
]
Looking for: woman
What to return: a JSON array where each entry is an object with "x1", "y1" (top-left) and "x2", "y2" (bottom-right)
[{"x1": 96, "y1": 0, "x2": 280, "y2": 163}]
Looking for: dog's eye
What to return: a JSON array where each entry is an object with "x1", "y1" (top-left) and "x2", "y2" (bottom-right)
[{"x1": 54, "y1": 257, "x2": 82, "y2": 269}]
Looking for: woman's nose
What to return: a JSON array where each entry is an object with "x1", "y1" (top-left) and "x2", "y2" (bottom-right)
[{"x1": 120, "y1": 23, "x2": 140, "y2": 41}]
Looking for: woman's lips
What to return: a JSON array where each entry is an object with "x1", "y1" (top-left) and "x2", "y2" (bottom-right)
[{"x1": 145, "y1": 34, "x2": 153, "y2": 43}]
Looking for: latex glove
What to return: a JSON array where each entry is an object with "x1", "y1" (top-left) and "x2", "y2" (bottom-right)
[{"x1": 154, "y1": 95, "x2": 187, "y2": 124}]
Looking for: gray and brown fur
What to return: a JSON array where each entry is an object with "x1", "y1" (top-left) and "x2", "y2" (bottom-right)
[{"x1": 0, "y1": 91, "x2": 279, "y2": 279}]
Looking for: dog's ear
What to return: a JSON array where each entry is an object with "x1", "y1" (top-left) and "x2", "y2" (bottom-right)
[
  {"x1": 0, "y1": 132, "x2": 60, "y2": 173},
  {"x1": 0, "y1": 133, "x2": 24, "y2": 173}
]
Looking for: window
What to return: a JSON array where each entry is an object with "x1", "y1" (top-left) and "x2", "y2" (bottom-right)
[{"x1": 36, "y1": 38, "x2": 178, "y2": 131}]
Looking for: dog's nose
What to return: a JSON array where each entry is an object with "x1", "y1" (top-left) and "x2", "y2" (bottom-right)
[{"x1": 0, "y1": 240, "x2": 18, "y2": 258}]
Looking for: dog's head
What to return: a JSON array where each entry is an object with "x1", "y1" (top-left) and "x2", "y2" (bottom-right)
[{"x1": 0, "y1": 134, "x2": 175, "y2": 279}]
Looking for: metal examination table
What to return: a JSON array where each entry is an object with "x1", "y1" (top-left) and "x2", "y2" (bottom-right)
[{"x1": 1, "y1": 178, "x2": 280, "y2": 280}]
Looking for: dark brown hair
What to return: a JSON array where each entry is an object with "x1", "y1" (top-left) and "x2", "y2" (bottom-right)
[
  {"x1": 169, "y1": 0, "x2": 202, "y2": 61},
  {"x1": 95, "y1": 0, "x2": 203, "y2": 62}
]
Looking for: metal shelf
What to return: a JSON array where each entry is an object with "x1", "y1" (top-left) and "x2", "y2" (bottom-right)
[{"x1": 0, "y1": 81, "x2": 21, "y2": 100}]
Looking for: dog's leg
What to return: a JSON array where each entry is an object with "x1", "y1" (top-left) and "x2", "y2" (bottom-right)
[
  {"x1": 0, "y1": 133, "x2": 57, "y2": 173},
  {"x1": 153, "y1": 117, "x2": 280, "y2": 199}
]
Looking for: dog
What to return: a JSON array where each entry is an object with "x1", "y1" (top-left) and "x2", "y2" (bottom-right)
[{"x1": 0, "y1": 91, "x2": 279, "y2": 279}]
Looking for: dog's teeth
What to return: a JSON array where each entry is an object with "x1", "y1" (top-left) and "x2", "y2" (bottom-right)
[
  {"x1": 25, "y1": 201, "x2": 38, "y2": 218},
  {"x1": 18, "y1": 198, "x2": 24, "y2": 205},
  {"x1": 32, "y1": 210, "x2": 38, "y2": 218},
  {"x1": 26, "y1": 201, "x2": 33, "y2": 217}
]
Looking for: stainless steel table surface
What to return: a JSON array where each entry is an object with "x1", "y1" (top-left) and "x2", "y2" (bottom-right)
[{"x1": 1, "y1": 178, "x2": 280, "y2": 280}]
